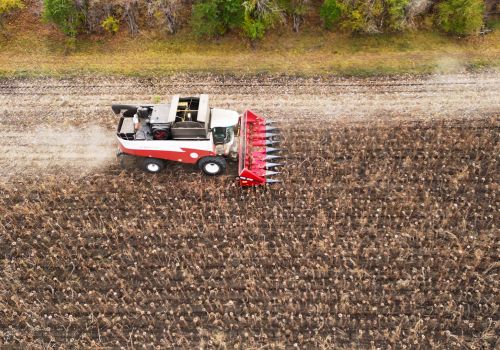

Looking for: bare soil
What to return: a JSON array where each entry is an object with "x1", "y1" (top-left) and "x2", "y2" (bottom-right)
[{"x1": 0, "y1": 74, "x2": 498, "y2": 348}]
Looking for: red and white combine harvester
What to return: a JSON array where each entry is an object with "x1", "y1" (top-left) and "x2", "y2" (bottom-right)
[{"x1": 113, "y1": 95, "x2": 282, "y2": 186}]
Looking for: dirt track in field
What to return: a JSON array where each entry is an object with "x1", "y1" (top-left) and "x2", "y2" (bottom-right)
[
  {"x1": 0, "y1": 73, "x2": 498, "y2": 178},
  {"x1": 0, "y1": 74, "x2": 499, "y2": 348}
]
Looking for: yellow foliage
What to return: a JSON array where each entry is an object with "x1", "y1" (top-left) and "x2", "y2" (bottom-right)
[{"x1": 0, "y1": 0, "x2": 24, "y2": 15}]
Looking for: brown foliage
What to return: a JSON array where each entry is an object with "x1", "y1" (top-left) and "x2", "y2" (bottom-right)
[{"x1": 85, "y1": 0, "x2": 186, "y2": 34}]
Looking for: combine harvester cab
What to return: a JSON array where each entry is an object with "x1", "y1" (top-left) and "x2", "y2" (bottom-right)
[{"x1": 238, "y1": 110, "x2": 283, "y2": 187}]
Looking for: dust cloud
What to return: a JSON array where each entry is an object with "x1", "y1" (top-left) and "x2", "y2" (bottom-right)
[
  {"x1": 0, "y1": 125, "x2": 116, "y2": 178},
  {"x1": 434, "y1": 57, "x2": 466, "y2": 75}
]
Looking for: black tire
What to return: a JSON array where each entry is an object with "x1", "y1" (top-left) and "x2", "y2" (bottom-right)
[
  {"x1": 117, "y1": 153, "x2": 127, "y2": 169},
  {"x1": 142, "y1": 158, "x2": 165, "y2": 174},
  {"x1": 198, "y1": 156, "x2": 227, "y2": 176},
  {"x1": 118, "y1": 153, "x2": 136, "y2": 169}
]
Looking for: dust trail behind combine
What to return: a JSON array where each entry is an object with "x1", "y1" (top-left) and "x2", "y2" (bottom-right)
[{"x1": 0, "y1": 125, "x2": 116, "y2": 178}]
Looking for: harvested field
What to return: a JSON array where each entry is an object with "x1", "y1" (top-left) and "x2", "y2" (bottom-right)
[{"x1": 0, "y1": 74, "x2": 499, "y2": 348}]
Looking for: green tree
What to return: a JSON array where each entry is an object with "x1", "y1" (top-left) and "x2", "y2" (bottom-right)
[
  {"x1": 338, "y1": 2, "x2": 366, "y2": 33},
  {"x1": 43, "y1": 0, "x2": 84, "y2": 37},
  {"x1": 436, "y1": 0, "x2": 484, "y2": 35},
  {"x1": 242, "y1": 0, "x2": 283, "y2": 41},
  {"x1": 191, "y1": 0, "x2": 244, "y2": 38},
  {"x1": 320, "y1": 0, "x2": 342, "y2": 30},
  {"x1": 385, "y1": 0, "x2": 410, "y2": 31},
  {"x1": 322, "y1": 0, "x2": 410, "y2": 33}
]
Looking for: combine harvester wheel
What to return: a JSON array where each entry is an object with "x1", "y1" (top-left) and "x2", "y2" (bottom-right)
[
  {"x1": 143, "y1": 158, "x2": 165, "y2": 174},
  {"x1": 199, "y1": 156, "x2": 227, "y2": 176}
]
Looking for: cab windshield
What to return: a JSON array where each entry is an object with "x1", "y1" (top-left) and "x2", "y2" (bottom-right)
[{"x1": 213, "y1": 127, "x2": 234, "y2": 144}]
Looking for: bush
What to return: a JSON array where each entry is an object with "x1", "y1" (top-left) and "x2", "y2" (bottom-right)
[
  {"x1": 320, "y1": 0, "x2": 342, "y2": 30},
  {"x1": 324, "y1": 0, "x2": 409, "y2": 33},
  {"x1": 280, "y1": 0, "x2": 309, "y2": 32},
  {"x1": 43, "y1": 0, "x2": 84, "y2": 37},
  {"x1": 101, "y1": 15, "x2": 119, "y2": 34},
  {"x1": 436, "y1": 0, "x2": 484, "y2": 35},
  {"x1": 191, "y1": 0, "x2": 220, "y2": 37},
  {"x1": 242, "y1": 15, "x2": 266, "y2": 40},
  {"x1": 242, "y1": 0, "x2": 284, "y2": 41},
  {"x1": 0, "y1": 0, "x2": 24, "y2": 15},
  {"x1": 154, "y1": 0, "x2": 183, "y2": 34},
  {"x1": 0, "y1": 0, "x2": 24, "y2": 28},
  {"x1": 191, "y1": 0, "x2": 244, "y2": 38},
  {"x1": 385, "y1": 0, "x2": 410, "y2": 31},
  {"x1": 339, "y1": 5, "x2": 366, "y2": 33}
]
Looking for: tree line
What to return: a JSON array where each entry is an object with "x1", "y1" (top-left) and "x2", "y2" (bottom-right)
[{"x1": 0, "y1": 0, "x2": 490, "y2": 39}]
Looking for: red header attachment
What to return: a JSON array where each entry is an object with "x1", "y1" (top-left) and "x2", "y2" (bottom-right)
[{"x1": 238, "y1": 110, "x2": 281, "y2": 187}]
